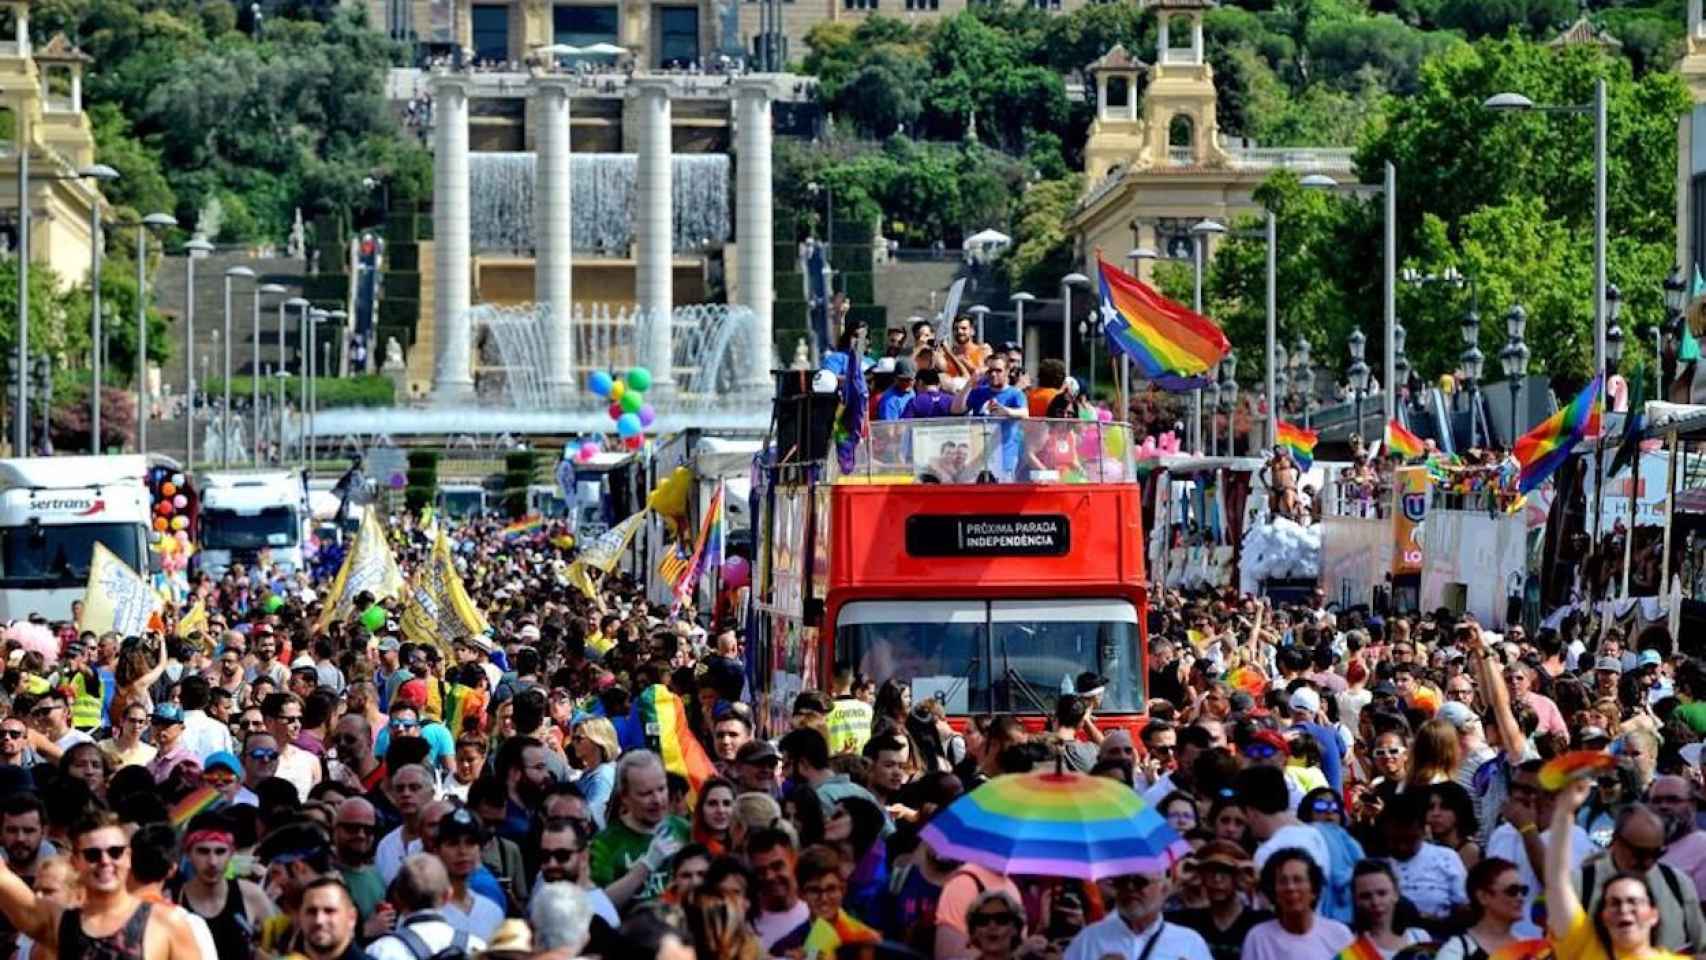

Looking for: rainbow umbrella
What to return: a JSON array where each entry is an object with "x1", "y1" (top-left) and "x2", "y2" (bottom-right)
[{"x1": 919, "y1": 768, "x2": 1189, "y2": 880}]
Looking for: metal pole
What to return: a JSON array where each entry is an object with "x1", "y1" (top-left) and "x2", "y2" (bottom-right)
[
  {"x1": 1384, "y1": 161, "x2": 1397, "y2": 423},
  {"x1": 15, "y1": 122, "x2": 26, "y2": 455},
  {"x1": 318, "y1": 340, "x2": 329, "y2": 465},
  {"x1": 136, "y1": 228, "x2": 147, "y2": 456},
  {"x1": 1509, "y1": 381, "x2": 1519, "y2": 446},
  {"x1": 1193, "y1": 235, "x2": 1204, "y2": 453},
  {"x1": 298, "y1": 305, "x2": 309, "y2": 466},
  {"x1": 1063, "y1": 285, "x2": 1073, "y2": 383},
  {"x1": 222, "y1": 275, "x2": 233, "y2": 468},
  {"x1": 185, "y1": 254, "x2": 196, "y2": 468},
  {"x1": 250, "y1": 288, "x2": 261, "y2": 464},
  {"x1": 1594, "y1": 78, "x2": 1607, "y2": 382},
  {"x1": 1266, "y1": 209, "x2": 1277, "y2": 449},
  {"x1": 277, "y1": 300, "x2": 287, "y2": 461},
  {"x1": 1663, "y1": 432, "x2": 1679, "y2": 593},
  {"x1": 87, "y1": 201, "x2": 101, "y2": 454},
  {"x1": 307, "y1": 318, "x2": 317, "y2": 469},
  {"x1": 1015, "y1": 299, "x2": 1025, "y2": 370}
]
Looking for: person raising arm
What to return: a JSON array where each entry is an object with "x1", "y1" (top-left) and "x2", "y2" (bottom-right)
[{"x1": 1547, "y1": 777, "x2": 1684, "y2": 960}]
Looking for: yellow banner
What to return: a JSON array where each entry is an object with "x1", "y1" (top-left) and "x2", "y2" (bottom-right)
[
  {"x1": 79, "y1": 542, "x2": 162, "y2": 637},
  {"x1": 579, "y1": 511, "x2": 646, "y2": 573},
  {"x1": 400, "y1": 529, "x2": 490, "y2": 654},
  {"x1": 1392, "y1": 466, "x2": 1430, "y2": 576},
  {"x1": 176, "y1": 600, "x2": 209, "y2": 641},
  {"x1": 316, "y1": 510, "x2": 405, "y2": 629}
]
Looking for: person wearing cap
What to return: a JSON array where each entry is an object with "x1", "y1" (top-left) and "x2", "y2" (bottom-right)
[
  {"x1": 433, "y1": 806, "x2": 505, "y2": 939},
  {"x1": 1626, "y1": 648, "x2": 1673, "y2": 708},
  {"x1": 733, "y1": 739, "x2": 782, "y2": 797},
  {"x1": 145, "y1": 703, "x2": 198, "y2": 784},
  {"x1": 875, "y1": 357, "x2": 915, "y2": 422},
  {"x1": 1436, "y1": 700, "x2": 1496, "y2": 795},
  {"x1": 1167, "y1": 840, "x2": 1269, "y2": 960},
  {"x1": 1287, "y1": 686, "x2": 1345, "y2": 794},
  {"x1": 176, "y1": 810, "x2": 277, "y2": 959}
]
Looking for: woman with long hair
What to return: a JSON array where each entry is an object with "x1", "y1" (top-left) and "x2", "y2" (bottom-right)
[
  {"x1": 684, "y1": 890, "x2": 761, "y2": 960},
  {"x1": 1349, "y1": 860, "x2": 1430, "y2": 958},
  {"x1": 1404, "y1": 719, "x2": 1461, "y2": 791},
  {"x1": 1425, "y1": 781, "x2": 1482, "y2": 871},
  {"x1": 828, "y1": 796, "x2": 888, "y2": 921},
  {"x1": 872, "y1": 680, "x2": 910, "y2": 729},
  {"x1": 1547, "y1": 778, "x2": 1674, "y2": 960},
  {"x1": 571, "y1": 717, "x2": 621, "y2": 829},
  {"x1": 1436, "y1": 857, "x2": 1524, "y2": 960},
  {"x1": 692, "y1": 777, "x2": 737, "y2": 856}
]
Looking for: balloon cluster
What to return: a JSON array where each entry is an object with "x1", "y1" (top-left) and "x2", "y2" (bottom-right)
[
  {"x1": 146, "y1": 470, "x2": 196, "y2": 555},
  {"x1": 588, "y1": 368, "x2": 657, "y2": 451},
  {"x1": 569, "y1": 439, "x2": 601, "y2": 464},
  {"x1": 1137, "y1": 432, "x2": 1182, "y2": 458}
]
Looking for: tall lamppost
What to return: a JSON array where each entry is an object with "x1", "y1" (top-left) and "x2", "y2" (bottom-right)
[
  {"x1": 306, "y1": 308, "x2": 328, "y2": 468},
  {"x1": 221, "y1": 265, "x2": 255, "y2": 468},
  {"x1": 1459, "y1": 309, "x2": 1484, "y2": 449},
  {"x1": 1392, "y1": 322, "x2": 1410, "y2": 418},
  {"x1": 1126, "y1": 246, "x2": 1160, "y2": 415},
  {"x1": 1009, "y1": 292, "x2": 1034, "y2": 376},
  {"x1": 1220, "y1": 351, "x2": 1239, "y2": 455},
  {"x1": 1348, "y1": 329, "x2": 1370, "y2": 445},
  {"x1": 1486, "y1": 81, "x2": 1608, "y2": 381},
  {"x1": 183, "y1": 238, "x2": 213, "y2": 466},
  {"x1": 78, "y1": 164, "x2": 119, "y2": 455},
  {"x1": 282, "y1": 296, "x2": 308, "y2": 460},
  {"x1": 967, "y1": 304, "x2": 990, "y2": 345},
  {"x1": 1273, "y1": 342, "x2": 1289, "y2": 437},
  {"x1": 1664, "y1": 266, "x2": 1688, "y2": 399},
  {"x1": 1206, "y1": 364, "x2": 1222, "y2": 455},
  {"x1": 1500, "y1": 312, "x2": 1530, "y2": 445},
  {"x1": 129, "y1": 212, "x2": 178, "y2": 456},
  {"x1": 254, "y1": 283, "x2": 287, "y2": 464},
  {"x1": 1190, "y1": 219, "x2": 1227, "y2": 453},
  {"x1": 1292, "y1": 335, "x2": 1314, "y2": 429},
  {"x1": 1060, "y1": 272, "x2": 1090, "y2": 382},
  {"x1": 1302, "y1": 165, "x2": 1398, "y2": 423}
]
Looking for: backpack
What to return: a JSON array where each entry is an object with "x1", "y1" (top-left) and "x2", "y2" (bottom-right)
[
  {"x1": 390, "y1": 915, "x2": 473, "y2": 960},
  {"x1": 1447, "y1": 933, "x2": 1489, "y2": 960}
]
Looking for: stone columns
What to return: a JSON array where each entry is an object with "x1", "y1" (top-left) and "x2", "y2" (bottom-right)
[
  {"x1": 534, "y1": 76, "x2": 575, "y2": 399},
  {"x1": 431, "y1": 74, "x2": 475, "y2": 403},
  {"x1": 633, "y1": 79, "x2": 675, "y2": 395},
  {"x1": 734, "y1": 78, "x2": 774, "y2": 388}
]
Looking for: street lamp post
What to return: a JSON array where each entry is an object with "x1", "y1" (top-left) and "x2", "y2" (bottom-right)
[
  {"x1": 132, "y1": 213, "x2": 177, "y2": 456},
  {"x1": 1303, "y1": 165, "x2": 1398, "y2": 423},
  {"x1": 1485, "y1": 80, "x2": 1608, "y2": 383},
  {"x1": 1010, "y1": 292, "x2": 1035, "y2": 377},
  {"x1": 282, "y1": 296, "x2": 308, "y2": 462},
  {"x1": 1206, "y1": 371, "x2": 1221, "y2": 456},
  {"x1": 1502, "y1": 306, "x2": 1529, "y2": 444},
  {"x1": 1060, "y1": 273, "x2": 1090, "y2": 384},
  {"x1": 1221, "y1": 352, "x2": 1240, "y2": 455},
  {"x1": 1459, "y1": 309, "x2": 1484, "y2": 450},
  {"x1": 221, "y1": 266, "x2": 255, "y2": 468},
  {"x1": 1665, "y1": 266, "x2": 1688, "y2": 399},
  {"x1": 1190, "y1": 220, "x2": 1227, "y2": 453},
  {"x1": 1348, "y1": 328, "x2": 1370, "y2": 445},
  {"x1": 183, "y1": 238, "x2": 213, "y2": 466},
  {"x1": 967, "y1": 304, "x2": 990, "y2": 345},
  {"x1": 1392, "y1": 322, "x2": 1410, "y2": 418},
  {"x1": 78, "y1": 164, "x2": 119, "y2": 455},
  {"x1": 1292, "y1": 335, "x2": 1313, "y2": 430},
  {"x1": 1126, "y1": 246, "x2": 1160, "y2": 418},
  {"x1": 306, "y1": 308, "x2": 328, "y2": 468},
  {"x1": 253, "y1": 283, "x2": 287, "y2": 464}
]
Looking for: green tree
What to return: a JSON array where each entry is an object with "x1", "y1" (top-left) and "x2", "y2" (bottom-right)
[{"x1": 1005, "y1": 175, "x2": 1085, "y2": 292}]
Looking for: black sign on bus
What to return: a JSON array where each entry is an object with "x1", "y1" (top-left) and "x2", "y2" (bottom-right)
[{"x1": 905, "y1": 514, "x2": 1070, "y2": 557}]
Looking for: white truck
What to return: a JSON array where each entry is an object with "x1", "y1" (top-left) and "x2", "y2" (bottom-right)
[
  {"x1": 0, "y1": 455, "x2": 153, "y2": 621},
  {"x1": 197, "y1": 470, "x2": 309, "y2": 577}
]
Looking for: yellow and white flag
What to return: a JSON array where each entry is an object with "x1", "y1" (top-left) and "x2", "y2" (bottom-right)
[
  {"x1": 566, "y1": 510, "x2": 646, "y2": 601},
  {"x1": 317, "y1": 510, "x2": 405, "y2": 628},
  {"x1": 176, "y1": 600, "x2": 209, "y2": 642},
  {"x1": 79, "y1": 542, "x2": 162, "y2": 638},
  {"x1": 401, "y1": 530, "x2": 489, "y2": 654}
]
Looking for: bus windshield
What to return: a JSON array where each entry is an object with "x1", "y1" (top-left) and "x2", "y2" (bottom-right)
[
  {"x1": 202, "y1": 507, "x2": 299, "y2": 550},
  {"x1": 438, "y1": 489, "x2": 484, "y2": 517},
  {"x1": 0, "y1": 522, "x2": 147, "y2": 587},
  {"x1": 836, "y1": 599, "x2": 1144, "y2": 715}
]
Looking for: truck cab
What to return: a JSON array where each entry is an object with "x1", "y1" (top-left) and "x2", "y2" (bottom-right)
[
  {"x1": 436, "y1": 483, "x2": 488, "y2": 520},
  {"x1": 0, "y1": 456, "x2": 152, "y2": 621},
  {"x1": 197, "y1": 471, "x2": 308, "y2": 577}
]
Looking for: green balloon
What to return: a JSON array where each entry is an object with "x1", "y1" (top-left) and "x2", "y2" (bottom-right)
[
  {"x1": 626, "y1": 367, "x2": 653, "y2": 393},
  {"x1": 620, "y1": 391, "x2": 644, "y2": 414},
  {"x1": 263, "y1": 595, "x2": 284, "y2": 613},
  {"x1": 360, "y1": 606, "x2": 386, "y2": 631}
]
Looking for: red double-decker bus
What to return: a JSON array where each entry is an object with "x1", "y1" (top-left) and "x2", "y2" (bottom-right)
[{"x1": 749, "y1": 416, "x2": 1149, "y2": 733}]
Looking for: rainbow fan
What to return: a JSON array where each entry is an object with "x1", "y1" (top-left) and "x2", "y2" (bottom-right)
[
  {"x1": 1226, "y1": 666, "x2": 1268, "y2": 698},
  {"x1": 1538, "y1": 751, "x2": 1617, "y2": 791}
]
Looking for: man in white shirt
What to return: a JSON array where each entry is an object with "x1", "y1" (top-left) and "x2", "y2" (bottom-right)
[
  {"x1": 433, "y1": 807, "x2": 505, "y2": 939},
  {"x1": 374, "y1": 764, "x2": 435, "y2": 885},
  {"x1": 1381, "y1": 792, "x2": 1467, "y2": 922},
  {"x1": 178, "y1": 676, "x2": 237, "y2": 760},
  {"x1": 261, "y1": 692, "x2": 320, "y2": 801},
  {"x1": 368, "y1": 854, "x2": 487, "y2": 960},
  {"x1": 1239, "y1": 762, "x2": 1330, "y2": 877},
  {"x1": 1485, "y1": 760, "x2": 1593, "y2": 937},
  {"x1": 1065, "y1": 868, "x2": 1211, "y2": 960}
]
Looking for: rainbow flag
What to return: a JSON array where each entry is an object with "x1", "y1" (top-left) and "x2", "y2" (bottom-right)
[
  {"x1": 1276, "y1": 420, "x2": 1318, "y2": 470},
  {"x1": 635, "y1": 684, "x2": 717, "y2": 801},
  {"x1": 802, "y1": 912, "x2": 880, "y2": 957},
  {"x1": 1096, "y1": 257, "x2": 1230, "y2": 388},
  {"x1": 443, "y1": 683, "x2": 489, "y2": 738},
  {"x1": 169, "y1": 786, "x2": 222, "y2": 829},
  {"x1": 1515, "y1": 375, "x2": 1602, "y2": 494},
  {"x1": 1338, "y1": 937, "x2": 1384, "y2": 960},
  {"x1": 1386, "y1": 419, "x2": 1424, "y2": 460},
  {"x1": 1487, "y1": 939, "x2": 1555, "y2": 960},
  {"x1": 673, "y1": 488, "x2": 724, "y2": 602},
  {"x1": 500, "y1": 516, "x2": 543, "y2": 541}
]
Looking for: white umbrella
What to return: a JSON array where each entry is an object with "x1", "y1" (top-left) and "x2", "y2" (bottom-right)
[
  {"x1": 962, "y1": 228, "x2": 1012, "y2": 248},
  {"x1": 533, "y1": 43, "x2": 586, "y2": 56},
  {"x1": 579, "y1": 43, "x2": 628, "y2": 56}
]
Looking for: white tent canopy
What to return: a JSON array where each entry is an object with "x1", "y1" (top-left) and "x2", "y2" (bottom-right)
[{"x1": 962, "y1": 228, "x2": 1011, "y2": 249}]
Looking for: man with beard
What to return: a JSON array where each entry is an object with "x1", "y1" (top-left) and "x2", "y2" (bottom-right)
[
  {"x1": 374, "y1": 764, "x2": 434, "y2": 885},
  {"x1": 586, "y1": 750, "x2": 688, "y2": 903},
  {"x1": 711, "y1": 703, "x2": 754, "y2": 772},
  {"x1": 1654, "y1": 776, "x2": 1706, "y2": 898},
  {"x1": 296, "y1": 877, "x2": 369, "y2": 960},
  {"x1": 332, "y1": 798, "x2": 387, "y2": 924},
  {"x1": 0, "y1": 809, "x2": 202, "y2": 959},
  {"x1": 0, "y1": 715, "x2": 37, "y2": 770},
  {"x1": 254, "y1": 821, "x2": 336, "y2": 955},
  {"x1": 175, "y1": 811, "x2": 276, "y2": 959},
  {"x1": 748, "y1": 827, "x2": 808, "y2": 952},
  {"x1": 0, "y1": 793, "x2": 50, "y2": 888},
  {"x1": 330, "y1": 715, "x2": 384, "y2": 795},
  {"x1": 494, "y1": 736, "x2": 553, "y2": 846}
]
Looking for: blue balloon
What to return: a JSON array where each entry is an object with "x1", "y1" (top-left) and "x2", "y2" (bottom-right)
[
  {"x1": 589, "y1": 370, "x2": 614, "y2": 397},
  {"x1": 616, "y1": 413, "x2": 642, "y2": 438}
]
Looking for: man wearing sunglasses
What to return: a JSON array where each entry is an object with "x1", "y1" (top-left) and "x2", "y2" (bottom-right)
[
  {"x1": 1063, "y1": 867, "x2": 1212, "y2": 960},
  {"x1": 1572, "y1": 804, "x2": 1706, "y2": 954},
  {"x1": 0, "y1": 809, "x2": 202, "y2": 959}
]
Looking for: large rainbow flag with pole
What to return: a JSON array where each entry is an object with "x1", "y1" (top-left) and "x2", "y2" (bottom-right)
[
  {"x1": 1514, "y1": 375, "x2": 1602, "y2": 494},
  {"x1": 1276, "y1": 420, "x2": 1318, "y2": 470},
  {"x1": 1095, "y1": 256, "x2": 1230, "y2": 390},
  {"x1": 672, "y1": 487, "x2": 725, "y2": 601},
  {"x1": 1386, "y1": 418, "x2": 1425, "y2": 460}
]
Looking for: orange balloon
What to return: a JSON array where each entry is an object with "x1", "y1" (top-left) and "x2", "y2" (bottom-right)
[
  {"x1": 153, "y1": 517, "x2": 168, "y2": 532},
  {"x1": 160, "y1": 482, "x2": 176, "y2": 497}
]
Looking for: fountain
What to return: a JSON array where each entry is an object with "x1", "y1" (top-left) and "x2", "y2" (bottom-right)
[{"x1": 468, "y1": 153, "x2": 732, "y2": 254}]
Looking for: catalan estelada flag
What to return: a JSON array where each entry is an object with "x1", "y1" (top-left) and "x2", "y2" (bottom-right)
[
  {"x1": 1096, "y1": 256, "x2": 1230, "y2": 389},
  {"x1": 1386, "y1": 418, "x2": 1424, "y2": 460},
  {"x1": 1515, "y1": 375, "x2": 1602, "y2": 494},
  {"x1": 1276, "y1": 420, "x2": 1318, "y2": 471},
  {"x1": 635, "y1": 683, "x2": 717, "y2": 801}
]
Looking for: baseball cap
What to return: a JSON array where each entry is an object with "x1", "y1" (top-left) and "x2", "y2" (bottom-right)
[
  {"x1": 1595, "y1": 656, "x2": 1622, "y2": 673},
  {"x1": 1437, "y1": 701, "x2": 1479, "y2": 731},
  {"x1": 519, "y1": 625, "x2": 541, "y2": 642},
  {"x1": 437, "y1": 806, "x2": 486, "y2": 844},
  {"x1": 893, "y1": 356, "x2": 917, "y2": 379},
  {"x1": 1639, "y1": 649, "x2": 1663, "y2": 668},
  {"x1": 203, "y1": 751, "x2": 241, "y2": 776},
  {"x1": 1289, "y1": 688, "x2": 1321, "y2": 717},
  {"x1": 1370, "y1": 680, "x2": 1399, "y2": 698},
  {"x1": 376, "y1": 636, "x2": 401, "y2": 652},
  {"x1": 152, "y1": 703, "x2": 184, "y2": 725},
  {"x1": 736, "y1": 740, "x2": 780, "y2": 764}
]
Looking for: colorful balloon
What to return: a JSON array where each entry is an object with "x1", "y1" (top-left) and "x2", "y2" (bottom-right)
[
  {"x1": 173, "y1": 494, "x2": 188, "y2": 509},
  {"x1": 576, "y1": 443, "x2": 597, "y2": 463},
  {"x1": 171, "y1": 473, "x2": 185, "y2": 487},
  {"x1": 722, "y1": 555, "x2": 751, "y2": 589},
  {"x1": 626, "y1": 367, "x2": 653, "y2": 392},
  {"x1": 620, "y1": 391, "x2": 643, "y2": 414},
  {"x1": 638, "y1": 404, "x2": 656, "y2": 428},
  {"x1": 608, "y1": 402, "x2": 625, "y2": 421},
  {"x1": 616, "y1": 413, "x2": 642, "y2": 438},
  {"x1": 609, "y1": 380, "x2": 627, "y2": 403},
  {"x1": 264, "y1": 595, "x2": 285, "y2": 613},
  {"x1": 160, "y1": 482, "x2": 177, "y2": 497},
  {"x1": 172, "y1": 515, "x2": 188, "y2": 531},
  {"x1": 360, "y1": 606, "x2": 386, "y2": 632},
  {"x1": 153, "y1": 517, "x2": 168, "y2": 532},
  {"x1": 589, "y1": 370, "x2": 614, "y2": 397},
  {"x1": 175, "y1": 530, "x2": 190, "y2": 544}
]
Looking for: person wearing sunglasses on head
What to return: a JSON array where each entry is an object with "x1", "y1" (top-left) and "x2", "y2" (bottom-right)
[{"x1": 0, "y1": 809, "x2": 202, "y2": 960}]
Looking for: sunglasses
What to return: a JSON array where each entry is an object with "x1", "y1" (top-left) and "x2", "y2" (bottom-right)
[
  {"x1": 0, "y1": 729, "x2": 21, "y2": 740},
  {"x1": 276, "y1": 715, "x2": 303, "y2": 725},
  {"x1": 1372, "y1": 747, "x2": 1406, "y2": 759},
  {"x1": 1499, "y1": 883, "x2": 1530, "y2": 898},
  {"x1": 80, "y1": 845, "x2": 127, "y2": 865},
  {"x1": 247, "y1": 748, "x2": 280, "y2": 762},
  {"x1": 29, "y1": 705, "x2": 58, "y2": 717},
  {"x1": 391, "y1": 720, "x2": 420, "y2": 732},
  {"x1": 1113, "y1": 875, "x2": 1155, "y2": 892},
  {"x1": 1243, "y1": 744, "x2": 1278, "y2": 760},
  {"x1": 969, "y1": 911, "x2": 1020, "y2": 929},
  {"x1": 1619, "y1": 839, "x2": 1664, "y2": 863},
  {"x1": 541, "y1": 848, "x2": 583, "y2": 863},
  {"x1": 1310, "y1": 798, "x2": 1342, "y2": 815}
]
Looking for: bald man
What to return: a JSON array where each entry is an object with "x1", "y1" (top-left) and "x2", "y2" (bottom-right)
[
  {"x1": 332, "y1": 797, "x2": 386, "y2": 922},
  {"x1": 1573, "y1": 803, "x2": 1706, "y2": 954},
  {"x1": 367, "y1": 855, "x2": 487, "y2": 960},
  {"x1": 1653, "y1": 776, "x2": 1706, "y2": 900}
]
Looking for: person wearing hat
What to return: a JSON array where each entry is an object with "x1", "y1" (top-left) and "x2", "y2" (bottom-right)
[
  {"x1": 1436, "y1": 700, "x2": 1496, "y2": 790},
  {"x1": 176, "y1": 810, "x2": 277, "y2": 960},
  {"x1": 433, "y1": 806, "x2": 504, "y2": 939},
  {"x1": 145, "y1": 703, "x2": 198, "y2": 784},
  {"x1": 1167, "y1": 840, "x2": 1268, "y2": 960},
  {"x1": 733, "y1": 739, "x2": 782, "y2": 797},
  {"x1": 875, "y1": 356, "x2": 916, "y2": 422}
]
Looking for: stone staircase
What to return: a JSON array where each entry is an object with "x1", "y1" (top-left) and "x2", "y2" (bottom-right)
[{"x1": 872, "y1": 257, "x2": 966, "y2": 328}]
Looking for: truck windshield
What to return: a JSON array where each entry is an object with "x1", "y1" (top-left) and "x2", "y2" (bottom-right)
[
  {"x1": 836, "y1": 599, "x2": 1144, "y2": 715},
  {"x1": 202, "y1": 507, "x2": 298, "y2": 550},
  {"x1": 0, "y1": 523, "x2": 147, "y2": 587},
  {"x1": 439, "y1": 490, "x2": 484, "y2": 517}
]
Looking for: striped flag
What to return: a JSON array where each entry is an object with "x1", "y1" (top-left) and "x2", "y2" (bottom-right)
[
  {"x1": 635, "y1": 684, "x2": 717, "y2": 801},
  {"x1": 674, "y1": 487, "x2": 725, "y2": 601},
  {"x1": 658, "y1": 541, "x2": 693, "y2": 591}
]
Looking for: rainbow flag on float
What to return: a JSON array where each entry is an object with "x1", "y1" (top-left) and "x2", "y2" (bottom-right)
[
  {"x1": 500, "y1": 516, "x2": 543, "y2": 541},
  {"x1": 1386, "y1": 418, "x2": 1425, "y2": 460},
  {"x1": 670, "y1": 487, "x2": 724, "y2": 601},
  {"x1": 1276, "y1": 420, "x2": 1318, "y2": 470},
  {"x1": 1095, "y1": 256, "x2": 1230, "y2": 390},
  {"x1": 1514, "y1": 375, "x2": 1602, "y2": 494}
]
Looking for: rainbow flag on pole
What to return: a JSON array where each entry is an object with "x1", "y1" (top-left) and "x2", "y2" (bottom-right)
[
  {"x1": 1276, "y1": 420, "x2": 1318, "y2": 470},
  {"x1": 1095, "y1": 256, "x2": 1230, "y2": 388},
  {"x1": 500, "y1": 516, "x2": 543, "y2": 541},
  {"x1": 169, "y1": 786, "x2": 222, "y2": 830},
  {"x1": 673, "y1": 487, "x2": 724, "y2": 601},
  {"x1": 635, "y1": 684, "x2": 717, "y2": 801},
  {"x1": 1386, "y1": 418, "x2": 1425, "y2": 460},
  {"x1": 1514, "y1": 375, "x2": 1603, "y2": 494},
  {"x1": 1336, "y1": 938, "x2": 1384, "y2": 960}
]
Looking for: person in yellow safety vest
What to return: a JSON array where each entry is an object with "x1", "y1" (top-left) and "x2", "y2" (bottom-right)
[
  {"x1": 825, "y1": 665, "x2": 873, "y2": 756},
  {"x1": 60, "y1": 638, "x2": 104, "y2": 732}
]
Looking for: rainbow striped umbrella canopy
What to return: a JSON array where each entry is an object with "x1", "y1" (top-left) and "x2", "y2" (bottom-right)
[{"x1": 919, "y1": 769, "x2": 1189, "y2": 880}]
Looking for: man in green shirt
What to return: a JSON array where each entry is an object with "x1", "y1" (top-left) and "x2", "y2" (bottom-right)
[
  {"x1": 587, "y1": 749, "x2": 689, "y2": 904},
  {"x1": 331, "y1": 797, "x2": 388, "y2": 924},
  {"x1": 1674, "y1": 662, "x2": 1706, "y2": 735}
]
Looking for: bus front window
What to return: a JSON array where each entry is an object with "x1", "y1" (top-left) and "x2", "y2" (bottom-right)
[
  {"x1": 836, "y1": 601, "x2": 987, "y2": 715},
  {"x1": 989, "y1": 600, "x2": 1143, "y2": 714}
]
